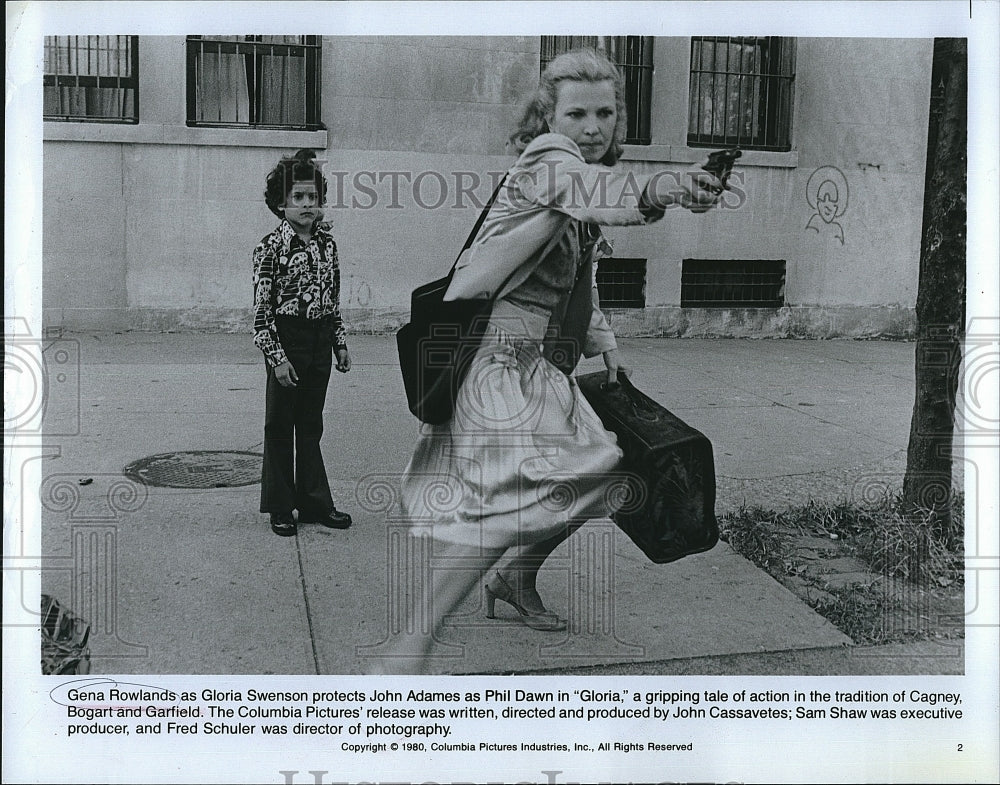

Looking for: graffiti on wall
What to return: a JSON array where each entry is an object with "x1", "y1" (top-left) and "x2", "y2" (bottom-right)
[{"x1": 805, "y1": 166, "x2": 849, "y2": 245}]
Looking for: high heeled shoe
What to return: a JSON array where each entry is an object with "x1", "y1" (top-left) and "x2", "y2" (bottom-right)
[{"x1": 484, "y1": 571, "x2": 567, "y2": 632}]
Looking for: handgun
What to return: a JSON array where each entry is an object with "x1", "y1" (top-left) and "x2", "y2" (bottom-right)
[{"x1": 701, "y1": 148, "x2": 742, "y2": 186}]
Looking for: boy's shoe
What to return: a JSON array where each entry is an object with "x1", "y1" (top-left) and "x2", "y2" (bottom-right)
[
  {"x1": 300, "y1": 507, "x2": 352, "y2": 529},
  {"x1": 270, "y1": 513, "x2": 297, "y2": 537}
]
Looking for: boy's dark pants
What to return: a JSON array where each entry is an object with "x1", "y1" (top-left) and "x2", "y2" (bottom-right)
[{"x1": 260, "y1": 315, "x2": 336, "y2": 516}]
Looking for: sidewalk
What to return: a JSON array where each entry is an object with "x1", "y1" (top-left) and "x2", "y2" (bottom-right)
[{"x1": 33, "y1": 332, "x2": 963, "y2": 675}]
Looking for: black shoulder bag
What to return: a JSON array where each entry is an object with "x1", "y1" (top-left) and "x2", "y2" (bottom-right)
[{"x1": 396, "y1": 179, "x2": 505, "y2": 425}]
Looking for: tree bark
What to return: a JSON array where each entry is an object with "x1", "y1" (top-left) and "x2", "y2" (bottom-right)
[{"x1": 902, "y1": 38, "x2": 967, "y2": 541}]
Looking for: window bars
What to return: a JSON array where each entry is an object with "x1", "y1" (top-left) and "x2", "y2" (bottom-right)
[
  {"x1": 540, "y1": 36, "x2": 654, "y2": 145},
  {"x1": 596, "y1": 258, "x2": 647, "y2": 309},
  {"x1": 186, "y1": 36, "x2": 321, "y2": 130},
  {"x1": 43, "y1": 36, "x2": 138, "y2": 123},
  {"x1": 688, "y1": 37, "x2": 795, "y2": 152},
  {"x1": 681, "y1": 259, "x2": 786, "y2": 308}
]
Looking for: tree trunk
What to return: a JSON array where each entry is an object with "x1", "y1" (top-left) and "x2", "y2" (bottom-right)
[{"x1": 902, "y1": 38, "x2": 967, "y2": 541}]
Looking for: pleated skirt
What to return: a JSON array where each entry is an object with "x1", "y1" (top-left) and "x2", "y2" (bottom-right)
[{"x1": 400, "y1": 300, "x2": 624, "y2": 549}]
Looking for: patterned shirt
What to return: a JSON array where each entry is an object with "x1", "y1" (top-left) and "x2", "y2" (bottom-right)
[{"x1": 252, "y1": 219, "x2": 348, "y2": 367}]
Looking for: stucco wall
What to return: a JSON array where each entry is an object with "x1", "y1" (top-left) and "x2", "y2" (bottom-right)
[
  {"x1": 324, "y1": 36, "x2": 536, "y2": 156},
  {"x1": 44, "y1": 143, "x2": 129, "y2": 330},
  {"x1": 597, "y1": 38, "x2": 930, "y2": 337},
  {"x1": 42, "y1": 36, "x2": 932, "y2": 337}
]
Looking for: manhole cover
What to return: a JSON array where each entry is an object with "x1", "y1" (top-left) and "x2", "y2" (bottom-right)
[{"x1": 123, "y1": 451, "x2": 263, "y2": 489}]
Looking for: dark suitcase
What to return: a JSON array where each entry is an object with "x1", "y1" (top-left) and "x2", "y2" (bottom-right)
[{"x1": 577, "y1": 370, "x2": 719, "y2": 564}]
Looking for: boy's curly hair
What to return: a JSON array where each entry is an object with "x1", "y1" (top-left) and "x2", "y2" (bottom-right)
[{"x1": 264, "y1": 149, "x2": 328, "y2": 217}]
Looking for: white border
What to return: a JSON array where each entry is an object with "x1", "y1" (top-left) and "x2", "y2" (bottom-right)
[{"x1": 6, "y1": 2, "x2": 999, "y2": 783}]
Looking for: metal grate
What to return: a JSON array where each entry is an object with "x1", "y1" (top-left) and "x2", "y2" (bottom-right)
[
  {"x1": 43, "y1": 36, "x2": 138, "y2": 123},
  {"x1": 681, "y1": 259, "x2": 786, "y2": 308},
  {"x1": 596, "y1": 258, "x2": 646, "y2": 308},
  {"x1": 540, "y1": 36, "x2": 654, "y2": 145},
  {"x1": 688, "y1": 37, "x2": 795, "y2": 152},
  {"x1": 123, "y1": 451, "x2": 263, "y2": 489},
  {"x1": 186, "y1": 36, "x2": 321, "y2": 130}
]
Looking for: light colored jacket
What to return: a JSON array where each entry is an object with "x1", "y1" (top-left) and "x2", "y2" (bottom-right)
[{"x1": 445, "y1": 133, "x2": 660, "y2": 360}]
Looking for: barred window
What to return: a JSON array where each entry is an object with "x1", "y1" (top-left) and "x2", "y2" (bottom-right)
[
  {"x1": 44, "y1": 36, "x2": 138, "y2": 123},
  {"x1": 186, "y1": 36, "x2": 321, "y2": 130},
  {"x1": 681, "y1": 260, "x2": 786, "y2": 308},
  {"x1": 540, "y1": 36, "x2": 654, "y2": 145},
  {"x1": 596, "y1": 258, "x2": 646, "y2": 309},
  {"x1": 688, "y1": 37, "x2": 795, "y2": 152}
]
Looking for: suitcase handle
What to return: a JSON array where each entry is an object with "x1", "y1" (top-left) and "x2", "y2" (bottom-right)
[{"x1": 600, "y1": 371, "x2": 659, "y2": 423}]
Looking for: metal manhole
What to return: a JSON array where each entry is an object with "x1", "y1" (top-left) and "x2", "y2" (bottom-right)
[{"x1": 123, "y1": 451, "x2": 263, "y2": 489}]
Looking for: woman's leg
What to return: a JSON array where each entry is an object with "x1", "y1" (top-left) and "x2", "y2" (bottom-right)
[
  {"x1": 493, "y1": 518, "x2": 587, "y2": 615},
  {"x1": 367, "y1": 535, "x2": 506, "y2": 675}
]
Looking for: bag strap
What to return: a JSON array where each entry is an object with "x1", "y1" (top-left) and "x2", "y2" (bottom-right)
[
  {"x1": 449, "y1": 174, "x2": 508, "y2": 275},
  {"x1": 444, "y1": 174, "x2": 572, "y2": 304}
]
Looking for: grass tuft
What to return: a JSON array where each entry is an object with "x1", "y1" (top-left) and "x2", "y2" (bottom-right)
[
  {"x1": 808, "y1": 584, "x2": 895, "y2": 646},
  {"x1": 853, "y1": 497, "x2": 964, "y2": 585},
  {"x1": 715, "y1": 505, "x2": 788, "y2": 571},
  {"x1": 718, "y1": 490, "x2": 964, "y2": 644}
]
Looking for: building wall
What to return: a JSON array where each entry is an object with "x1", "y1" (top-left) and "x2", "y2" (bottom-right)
[{"x1": 43, "y1": 36, "x2": 932, "y2": 337}]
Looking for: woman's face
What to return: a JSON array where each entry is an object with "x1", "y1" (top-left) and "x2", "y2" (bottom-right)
[
  {"x1": 284, "y1": 180, "x2": 320, "y2": 233},
  {"x1": 547, "y1": 79, "x2": 617, "y2": 163}
]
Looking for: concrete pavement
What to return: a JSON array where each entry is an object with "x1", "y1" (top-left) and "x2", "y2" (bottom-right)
[{"x1": 33, "y1": 332, "x2": 960, "y2": 674}]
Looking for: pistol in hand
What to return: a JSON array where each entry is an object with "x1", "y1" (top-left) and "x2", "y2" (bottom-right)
[{"x1": 701, "y1": 148, "x2": 742, "y2": 187}]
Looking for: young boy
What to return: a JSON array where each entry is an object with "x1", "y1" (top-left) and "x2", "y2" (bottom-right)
[{"x1": 253, "y1": 149, "x2": 352, "y2": 536}]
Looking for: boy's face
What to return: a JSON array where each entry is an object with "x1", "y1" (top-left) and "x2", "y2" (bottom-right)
[{"x1": 284, "y1": 180, "x2": 320, "y2": 233}]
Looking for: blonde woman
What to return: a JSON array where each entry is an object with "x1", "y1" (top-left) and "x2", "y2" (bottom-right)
[{"x1": 383, "y1": 49, "x2": 724, "y2": 673}]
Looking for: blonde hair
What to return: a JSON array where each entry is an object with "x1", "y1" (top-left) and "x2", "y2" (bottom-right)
[{"x1": 509, "y1": 48, "x2": 627, "y2": 166}]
